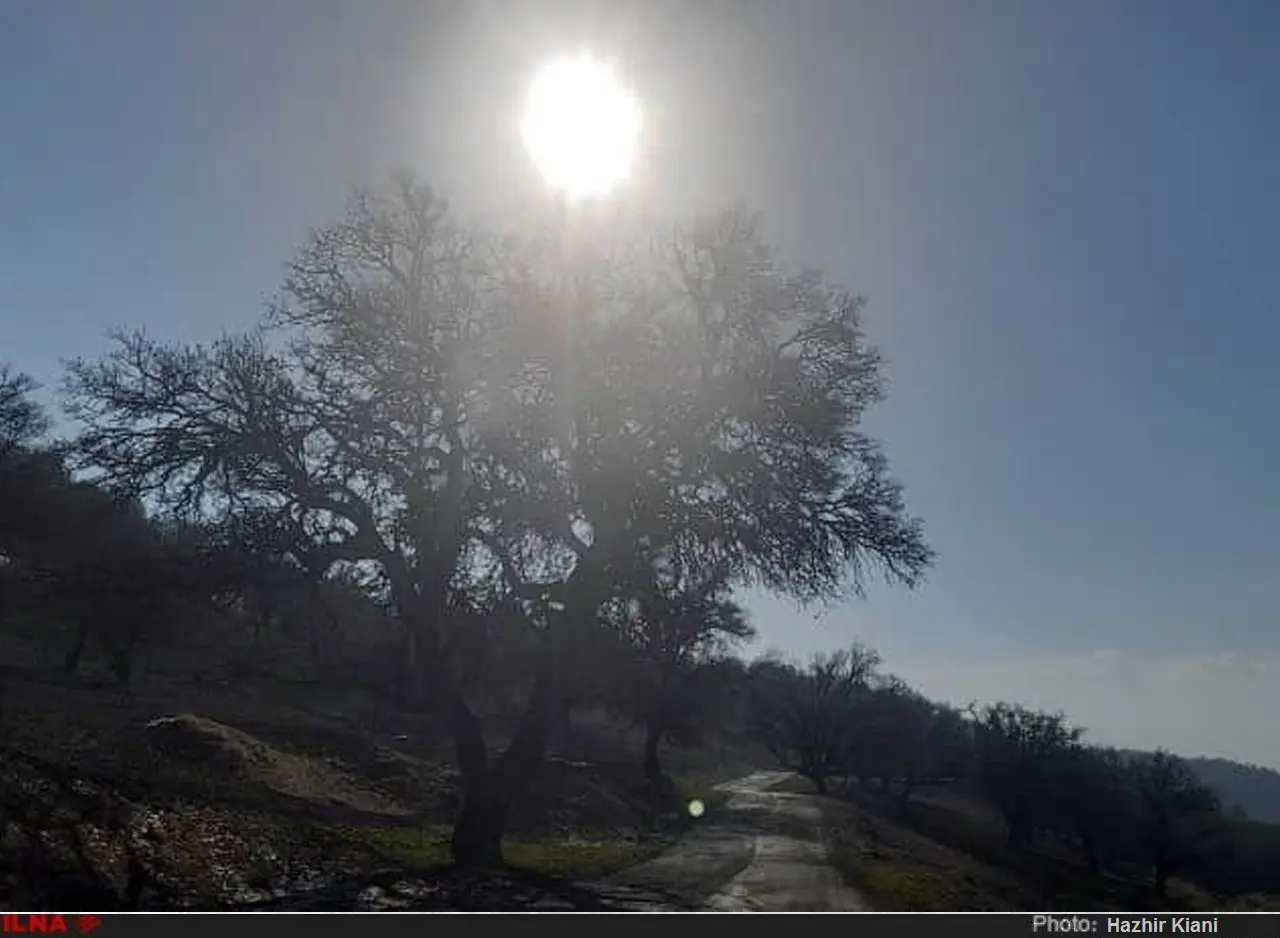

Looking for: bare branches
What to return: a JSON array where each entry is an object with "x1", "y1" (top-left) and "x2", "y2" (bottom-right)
[
  {"x1": 60, "y1": 177, "x2": 934, "y2": 836},
  {"x1": 0, "y1": 366, "x2": 51, "y2": 460}
]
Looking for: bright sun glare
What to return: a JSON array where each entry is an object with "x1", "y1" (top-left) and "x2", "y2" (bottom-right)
[{"x1": 520, "y1": 53, "x2": 640, "y2": 200}]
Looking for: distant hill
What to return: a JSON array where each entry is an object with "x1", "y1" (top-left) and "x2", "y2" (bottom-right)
[{"x1": 1185, "y1": 756, "x2": 1280, "y2": 824}]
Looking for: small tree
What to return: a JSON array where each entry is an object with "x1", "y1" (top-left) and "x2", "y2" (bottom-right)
[
  {"x1": 610, "y1": 566, "x2": 754, "y2": 783},
  {"x1": 0, "y1": 366, "x2": 49, "y2": 461},
  {"x1": 971, "y1": 703, "x2": 1083, "y2": 849},
  {"x1": 1133, "y1": 749, "x2": 1220, "y2": 895},
  {"x1": 748, "y1": 644, "x2": 882, "y2": 794},
  {"x1": 856, "y1": 677, "x2": 938, "y2": 810},
  {"x1": 1054, "y1": 744, "x2": 1135, "y2": 874}
]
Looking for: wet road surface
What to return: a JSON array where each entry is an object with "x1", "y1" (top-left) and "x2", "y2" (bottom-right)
[{"x1": 601, "y1": 769, "x2": 867, "y2": 912}]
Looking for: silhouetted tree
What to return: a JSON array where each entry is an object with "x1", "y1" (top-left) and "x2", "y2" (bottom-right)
[
  {"x1": 1133, "y1": 749, "x2": 1220, "y2": 895},
  {"x1": 748, "y1": 644, "x2": 882, "y2": 794},
  {"x1": 1053, "y1": 744, "x2": 1135, "y2": 874},
  {"x1": 971, "y1": 703, "x2": 1083, "y2": 849},
  {"x1": 64, "y1": 177, "x2": 932, "y2": 865},
  {"x1": 608, "y1": 566, "x2": 754, "y2": 782},
  {"x1": 856, "y1": 677, "x2": 939, "y2": 810},
  {"x1": 0, "y1": 367, "x2": 49, "y2": 462}
]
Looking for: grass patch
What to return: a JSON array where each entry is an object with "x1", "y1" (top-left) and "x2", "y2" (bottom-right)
[
  {"x1": 505, "y1": 839, "x2": 655, "y2": 877},
  {"x1": 336, "y1": 824, "x2": 453, "y2": 870},
  {"x1": 819, "y1": 797, "x2": 1027, "y2": 911},
  {"x1": 855, "y1": 860, "x2": 958, "y2": 911},
  {"x1": 334, "y1": 823, "x2": 666, "y2": 879},
  {"x1": 822, "y1": 788, "x2": 1280, "y2": 913}
]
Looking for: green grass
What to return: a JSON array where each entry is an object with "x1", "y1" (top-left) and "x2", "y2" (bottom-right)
[
  {"x1": 332, "y1": 772, "x2": 735, "y2": 880},
  {"x1": 854, "y1": 860, "x2": 958, "y2": 911},
  {"x1": 821, "y1": 788, "x2": 1280, "y2": 913},
  {"x1": 818, "y1": 796, "x2": 1027, "y2": 911},
  {"x1": 336, "y1": 824, "x2": 453, "y2": 870},
  {"x1": 505, "y1": 839, "x2": 656, "y2": 877},
  {"x1": 333, "y1": 823, "x2": 668, "y2": 879}
]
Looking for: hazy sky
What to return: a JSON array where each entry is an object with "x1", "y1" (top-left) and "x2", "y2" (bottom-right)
[{"x1": 3, "y1": 1, "x2": 1278, "y2": 767}]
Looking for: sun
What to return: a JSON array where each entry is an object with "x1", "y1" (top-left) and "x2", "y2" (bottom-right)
[{"x1": 520, "y1": 53, "x2": 641, "y2": 200}]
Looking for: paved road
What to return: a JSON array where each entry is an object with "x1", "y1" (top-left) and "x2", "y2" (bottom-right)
[{"x1": 602, "y1": 769, "x2": 868, "y2": 912}]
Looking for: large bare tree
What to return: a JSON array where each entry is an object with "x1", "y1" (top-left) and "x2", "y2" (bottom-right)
[{"x1": 64, "y1": 177, "x2": 932, "y2": 865}]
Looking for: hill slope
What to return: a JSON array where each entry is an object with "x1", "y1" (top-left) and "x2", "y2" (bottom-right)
[{"x1": 1185, "y1": 757, "x2": 1280, "y2": 824}]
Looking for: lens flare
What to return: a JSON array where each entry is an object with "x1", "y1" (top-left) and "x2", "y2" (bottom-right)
[{"x1": 520, "y1": 52, "x2": 640, "y2": 199}]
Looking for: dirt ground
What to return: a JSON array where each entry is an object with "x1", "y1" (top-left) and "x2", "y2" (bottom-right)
[{"x1": 0, "y1": 664, "x2": 756, "y2": 910}]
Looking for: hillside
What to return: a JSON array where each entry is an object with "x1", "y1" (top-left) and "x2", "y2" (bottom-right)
[
  {"x1": 1117, "y1": 750, "x2": 1280, "y2": 824},
  {"x1": 1185, "y1": 757, "x2": 1280, "y2": 824}
]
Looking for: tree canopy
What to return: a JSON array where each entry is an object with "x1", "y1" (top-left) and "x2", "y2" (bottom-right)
[{"x1": 62, "y1": 177, "x2": 933, "y2": 864}]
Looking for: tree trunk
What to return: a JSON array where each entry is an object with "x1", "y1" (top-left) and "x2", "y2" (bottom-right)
[
  {"x1": 447, "y1": 689, "x2": 504, "y2": 868},
  {"x1": 814, "y1": 774, "x2": 828, "y2": 795},
  {"x1": 450, "y1": 776, "x2": 508, "y2": 868},
  {"x1": 447, "y1": 636, "x2": 555, "y2": 868}
]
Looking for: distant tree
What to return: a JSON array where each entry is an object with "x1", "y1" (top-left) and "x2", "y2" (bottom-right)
[
  {"x1": 0, "y1": 449, "x2": 231, "y2": 685},
  {"x1": 609, "y1": 565, "x2": 754, "y2": 782},
  {"x1": 927, "y1": 703, "x2": 976, "y2": 781},
  {"x1": 0, "y1": 366, "x2": 49, "y2": 461},
  {"x1": 1054, "y1": 744, "x2": 1135, "y2": 874},
  {"x1": 856, "y1": 676, "x2": 939, "y2": 810},
  {"x1": 1133, "y1": 749, "x2": 1220, "y2": 895},
  {"x1": 64, "y1": 177, "x2": 932, "y2": 865},
  {"x1": 748, "y1": 644, "x2": 882, "y2": 794},
  {"x1": 971, "y1": 703, "x2": 1083, "y2": 849}
]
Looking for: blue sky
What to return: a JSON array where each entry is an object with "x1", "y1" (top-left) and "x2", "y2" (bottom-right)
[{"x1": 3, "y1": 1, "x2": 1279, "y2": 766}]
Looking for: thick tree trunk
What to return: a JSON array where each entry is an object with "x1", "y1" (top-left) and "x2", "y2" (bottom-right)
[
  {"x1": 447, "y1": 690, "x2": 503, "y2": 867},
  {"x1": 450, "y1": 776, "x2": 508, "y2": 868},
  {"x1": 447, "y1": 638, "x2": 555, "y2": 868}
]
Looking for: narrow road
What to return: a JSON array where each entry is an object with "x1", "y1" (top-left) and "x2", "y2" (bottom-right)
[{"x1": 601, "y1": 769, "x2": 868, "y2": 912}]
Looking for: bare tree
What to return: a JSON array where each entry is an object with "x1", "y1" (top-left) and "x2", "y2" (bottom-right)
[
  {"x1": 1133, "y1": 749, "x2": 1220, "y2": 895},
  {"x1": 1053, "y1": 744, "x2": 1135, "y2": 875},
  {"x1": 748, "y1": 644, "x2": 882, "y2": 794},
  {"x1": 64, "y1": 177, "x2": 932, "y2": 865},
  {"x1": 971, "y1": 703, "x2": 1083, "y2": 849},
  {"x1": 0, "y1": 366, "x2": 49, "y2": 461},
  {"x1": 609, "y1": 565, "x2": 754, "y2": 782},
  {"x1": 856, "y1": 677, "x2": 939, "y2": 810}
]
